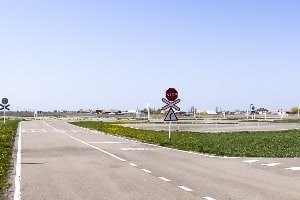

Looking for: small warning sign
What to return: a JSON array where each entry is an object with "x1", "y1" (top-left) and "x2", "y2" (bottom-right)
[{"x1": 164, "y1": 108, "x2": 178, "y2": 121}]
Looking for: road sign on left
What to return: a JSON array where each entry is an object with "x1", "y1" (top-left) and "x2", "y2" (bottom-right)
[
  {"x1": 2, "y1": 98, "x2": 8, "y2": 105},
  {"x1": 0, "y1": 104, "x2": 10, "y2": 111}
]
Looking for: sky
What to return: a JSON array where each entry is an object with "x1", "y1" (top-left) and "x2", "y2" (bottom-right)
[{"x1": 0, "y1": 0, "x2": 299, "y2": 112}]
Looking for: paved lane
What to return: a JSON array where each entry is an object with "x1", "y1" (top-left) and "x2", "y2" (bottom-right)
[
  {"x1": 13, "y1": 120, "x2": 300, "y2": 200},
  {"x1": 17, "y1": 120, "x2": 195, "y2": 200}
]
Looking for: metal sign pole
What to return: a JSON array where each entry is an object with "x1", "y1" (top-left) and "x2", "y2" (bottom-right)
[
  {"x1": 169, "y1": 122, "x2": 172, "y2": 143},
  {"x1": 3, "y1": 108, "x2": 5, "y2": 125},
  {"x1": 264, "y1": 112, "x2": 267, "y2": 121}
]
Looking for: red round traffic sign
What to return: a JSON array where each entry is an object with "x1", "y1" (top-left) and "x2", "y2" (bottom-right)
[{"x1": 166, "y1": 88, "x2": 178, "y2": 101}]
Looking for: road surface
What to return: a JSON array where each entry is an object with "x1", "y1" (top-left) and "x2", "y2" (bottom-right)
[{"x1": 9, "y1": 120, "x2": 300, "y2": 199}]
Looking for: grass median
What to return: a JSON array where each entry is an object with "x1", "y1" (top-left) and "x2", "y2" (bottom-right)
[
  {"x1": 0, "y1": 120, "x2": 19, "y2": 198},
  {"x1": 71, "y1": 121, "x2": 300, "y2": 158}
]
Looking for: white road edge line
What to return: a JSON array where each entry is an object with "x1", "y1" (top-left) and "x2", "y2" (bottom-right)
[
  {"x1": 202, "y1": 197, "x2": 216, "y2": 200},
  {"x1": 142, "y1": 169, "x2": 152, "y2": 174},
  {"x1": 178, "y1": 186, "x2": 192, "y2": 192},
  {"x1": 14, "y1": 122, "x2": 22, "y2": 200},
  {"x1": 158, "y1": 177, "x2": 171, "y2": 182}
]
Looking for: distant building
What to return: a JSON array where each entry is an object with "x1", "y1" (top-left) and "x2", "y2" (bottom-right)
[
  {"x1": 256, "y1": 108, "x2": 268, "y2": 114},
  {"x1": 196, "y1": 110, "x2": 218, "y2": 115},
  {"x1": 95, "y1": 109, "x2": 103, "y2": 114},
  {"x1": 206, "y1": 110, "x2": 218, "y2": 115}
]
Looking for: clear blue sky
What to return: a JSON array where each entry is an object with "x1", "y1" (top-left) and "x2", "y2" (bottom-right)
[{"x1": 1, "y1": 0, "x2": 299, "y2": 112}]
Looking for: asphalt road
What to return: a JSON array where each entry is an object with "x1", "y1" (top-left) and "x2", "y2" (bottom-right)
[{"x1": 10, "y1": 120, "x2": 300, "y2": 199}]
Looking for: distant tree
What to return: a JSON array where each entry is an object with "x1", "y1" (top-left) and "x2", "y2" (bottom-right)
[
  {"x1": 200, "y1": 111, "x2": 207, "y2": 115},
  {"x1": 150, "y1": 108, "x2": 161, "y2": 115},
  {"x1": 290, "y1": 107, "x2": 299, "y2": 113}
]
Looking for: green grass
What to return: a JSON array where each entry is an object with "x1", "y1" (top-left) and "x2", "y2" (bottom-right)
[
  {"x1": 71, "y1": 121, "x2": 300, "y2": 158},
  {"x1": 273, "y1": 119, "x2": 300, "y2": 123},
  {"x1": 0, "y1": 120, "x2": 19, "y2": 198}
]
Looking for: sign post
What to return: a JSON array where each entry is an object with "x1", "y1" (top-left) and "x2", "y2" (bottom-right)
[
  {"x1": 250, "y1": 104, "x2": 255, "y2": 120},
  {"x1": 0, "y1": 98, "x2": 10, "y2": 125},
  {"x1": 161, "y1": 88, "x2": 180, "y2": 143}
]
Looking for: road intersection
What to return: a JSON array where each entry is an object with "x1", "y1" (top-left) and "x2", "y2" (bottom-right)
[{"x1": 10, "y1": 120, "x2": 300, "y2": 199}]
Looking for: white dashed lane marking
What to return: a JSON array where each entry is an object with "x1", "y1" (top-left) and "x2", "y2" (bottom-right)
[
  {"x1": 243, "y1": 159, "x2": 259, "y2": 163},
  {"x1": 178, "y1": 186, "x2": 192, "y2": 192},
  {"x1": 261, "y1": 163, "x2": 281, "y2": 167},
  {"x1": 286, "y1": 167, "x2": 300, "y2": 171},
  {"x1": 202, "y1": 197, "x2": 216, "y2": 200},
  {"x1": 141, "y1": 169, "x2": 152, "y2": 174},
  {"x1": 22, "y1": 129, "x2": 47, "y2": 133},
  {"x1": 158, "y1": 177, "x2": 171, "y2": 182},
  {"x1": 129, "y1": 163, "x2": 137, "y2": 167}
]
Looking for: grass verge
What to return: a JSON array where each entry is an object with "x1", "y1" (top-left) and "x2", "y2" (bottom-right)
[
  {"x1": 0, "y1": 120, "x2": 19, "y2": 198},
  {"x1": 274, "y1": 119, "x2": 300, "y2": 123},
  {"x1": 71, "y1": 121, "x2": 300, "y2": 158}
]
